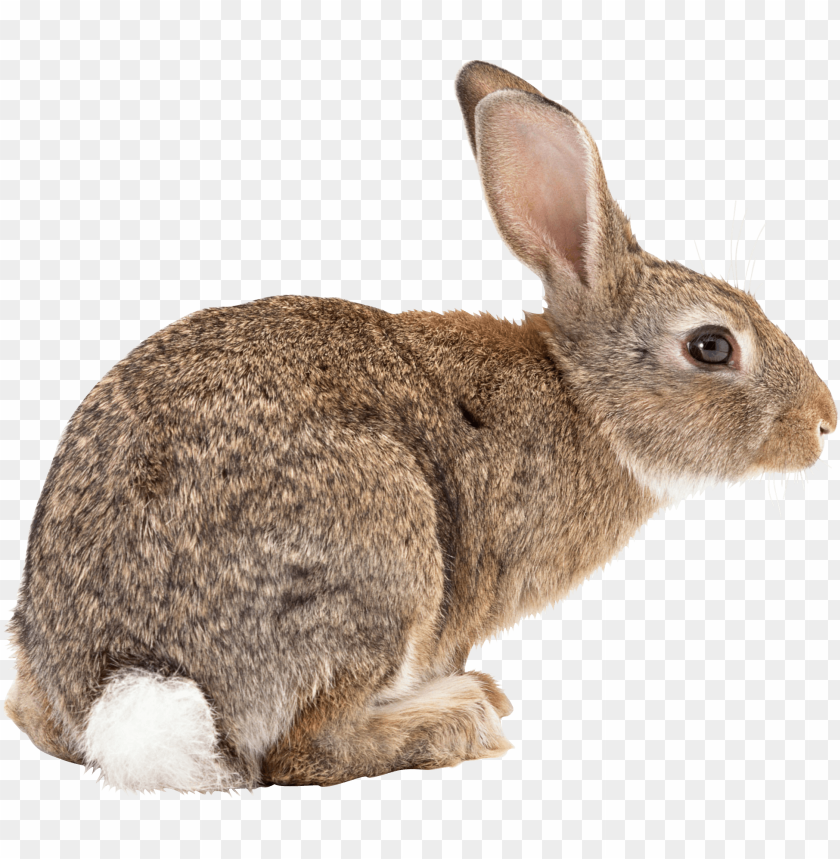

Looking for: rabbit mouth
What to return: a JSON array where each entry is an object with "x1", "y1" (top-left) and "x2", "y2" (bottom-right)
[{"x1": 751, "y1": 442, "x2": 827, "y2": 478}]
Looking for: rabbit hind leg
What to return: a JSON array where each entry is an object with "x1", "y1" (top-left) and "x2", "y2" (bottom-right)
[
  {"x1": 261, "y1": 670, "x2": 514, "y2": 787},
  {"x1": 5, "y1": 658, "x2": 84, "y2": 766}
]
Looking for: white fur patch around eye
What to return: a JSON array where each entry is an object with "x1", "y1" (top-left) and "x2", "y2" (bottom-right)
[
  {"x1": 668, "y1": 308, "x2": 756, "y2": 374},
  {"x1": 83, "y1": 669, "x2": 246, "y2": 793}
]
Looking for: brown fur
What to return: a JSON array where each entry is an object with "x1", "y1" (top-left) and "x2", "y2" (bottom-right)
[
  {"x1": 6, "y1": 62, "x2": 836, "y2": 790},
  {"x1": 455, "y1": 60, "x2": 543, "y2": 156}
]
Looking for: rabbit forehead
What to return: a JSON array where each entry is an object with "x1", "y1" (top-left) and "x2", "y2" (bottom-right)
[
  {"x1": 631, "y1": 264, "x2": 768, "y2": 371},
  {"x1": 668, "y1": 305, "x2": 750, "y2": 333}
]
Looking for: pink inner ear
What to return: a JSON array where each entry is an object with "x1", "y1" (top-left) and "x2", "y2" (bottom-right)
[{"x1": 510, "y1": 117, "x2": 589, "y2": 279}]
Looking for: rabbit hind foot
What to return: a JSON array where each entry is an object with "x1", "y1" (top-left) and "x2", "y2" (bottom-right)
[
  {"x1": 376, "y1": 670, "x2": 515, "y2": 769},
  {"x1": 262, "y1": 670, "x2": 514, "y2": 786},
  {"x1": 83, "y1": 668, "x2": 248, "y2": 793}
]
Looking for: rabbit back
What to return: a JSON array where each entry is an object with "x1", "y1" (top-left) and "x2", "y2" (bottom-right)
[{"x1": 10, "y1": 295, "x2": 477, "y2": 783}]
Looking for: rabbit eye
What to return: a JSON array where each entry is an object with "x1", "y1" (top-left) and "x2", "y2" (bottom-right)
[{"x1": 687, "y1": 330, "x2": 732, "y2": 365}]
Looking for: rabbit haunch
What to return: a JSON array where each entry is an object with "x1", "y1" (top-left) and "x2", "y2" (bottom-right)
[{"x1": 6, "y1": 61, "x2": 836, "y2": 791}]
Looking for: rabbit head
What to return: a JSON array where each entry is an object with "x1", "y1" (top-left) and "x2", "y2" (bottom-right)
[{"x1": 456, "y1": 61, "x2": 836, "y2": 502}]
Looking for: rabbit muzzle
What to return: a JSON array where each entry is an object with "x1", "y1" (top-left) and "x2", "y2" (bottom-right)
[{"x1": 752, "y1": 372, "x2": 836, "y2": 474}]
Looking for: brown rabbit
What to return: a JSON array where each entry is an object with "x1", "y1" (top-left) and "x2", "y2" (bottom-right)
[{"x1": 6, "y1": 61, "x2": 836, "y2": 792}]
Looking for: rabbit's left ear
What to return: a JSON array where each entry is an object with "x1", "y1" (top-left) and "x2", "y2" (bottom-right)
[
  {"x1": 455, "y1": 61, "x2": 544, "y2": 157},
  {"x1": 455, "y1": 62, "x2": 637, "y2": 332}
]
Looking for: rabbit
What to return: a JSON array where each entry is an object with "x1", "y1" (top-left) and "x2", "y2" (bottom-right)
[{"x1": 5, "y1": 60, "x2": 836, "y2": 793}]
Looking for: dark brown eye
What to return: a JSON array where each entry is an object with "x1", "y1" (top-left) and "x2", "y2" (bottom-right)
[{"x1": 687, "y1": 331, "x2": 732, "y2": 364}]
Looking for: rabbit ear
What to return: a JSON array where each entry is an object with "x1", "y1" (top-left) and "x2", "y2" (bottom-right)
[
  {"x1": 455, "y1": 61, "x2": 544, "y2": 158},
  {"x1": 457, "y1": 66, "x2": 637, "y2": 336}
]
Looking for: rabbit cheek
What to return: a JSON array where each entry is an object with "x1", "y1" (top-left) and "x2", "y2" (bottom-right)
[
  {"x1": 602, "y1": 416, "x2": 727, "y2": 505},
  {"x1": 592, "y1": 349, "x2": 743, "y2": 501}
]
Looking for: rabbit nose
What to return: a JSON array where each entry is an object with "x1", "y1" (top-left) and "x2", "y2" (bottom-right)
[{"x1": 815, "y1": 384, "x2": 837, "y2": 437}]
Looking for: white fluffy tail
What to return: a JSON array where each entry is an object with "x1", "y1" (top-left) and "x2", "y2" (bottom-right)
[{"x1": 83, "y1": 669, "x2": 244, "y2": 793}]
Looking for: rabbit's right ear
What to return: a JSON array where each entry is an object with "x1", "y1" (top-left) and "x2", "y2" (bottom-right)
[{"x1": 455, "y1": 63, "x2": 637, "y2": 339}]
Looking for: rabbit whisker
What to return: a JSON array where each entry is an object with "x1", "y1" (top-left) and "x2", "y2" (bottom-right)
[
  {"x1": 692, "y1": 239, "x2": 705, "y2": 275},
  {"x1": 746, "y1": 222, "x2": 765, "y2": 287}
]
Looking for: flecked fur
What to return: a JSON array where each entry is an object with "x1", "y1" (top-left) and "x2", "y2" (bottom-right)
[{"x1": 6, "y1": 62, "x2": 836, "y2": 791}]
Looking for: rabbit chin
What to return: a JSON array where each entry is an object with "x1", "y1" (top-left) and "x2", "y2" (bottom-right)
[
  {"x1": 615, "y1": 451, "x2": 745, "y2": 508},
  {"x1": 619, "y1": 448, "x2": 820, "y2": 508}
]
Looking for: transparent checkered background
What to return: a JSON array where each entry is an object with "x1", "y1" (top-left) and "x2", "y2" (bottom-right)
[{"x1": 1, "y1": 2, "x2": 838, "y2": 857}]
